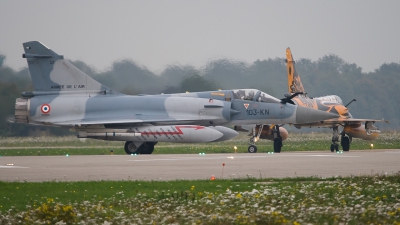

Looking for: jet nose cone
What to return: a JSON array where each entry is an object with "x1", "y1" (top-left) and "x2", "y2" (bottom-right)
[{"x1": 295, "y1": 106, "x2": 339, "y2": 124}]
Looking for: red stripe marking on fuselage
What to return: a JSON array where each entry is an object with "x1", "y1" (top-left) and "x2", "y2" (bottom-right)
[{"x1": 140, "y1": 125, "x2": 205, "y2": 135}]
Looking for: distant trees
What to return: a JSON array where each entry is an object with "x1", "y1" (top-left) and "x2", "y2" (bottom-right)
[
  {"x1": 0, "y1": 53, "x2": 399, "y2": 136},
  {"x1": 0, "y1": 55, "x2": 5, "y2": 67},
  {"x1": 180, "y1": 74, "x2": 218, "y2": 92}
]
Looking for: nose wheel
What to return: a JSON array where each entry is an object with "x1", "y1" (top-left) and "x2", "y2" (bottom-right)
[{"x1": 248, "y1": 145, "x2": 257, "y2": 153}]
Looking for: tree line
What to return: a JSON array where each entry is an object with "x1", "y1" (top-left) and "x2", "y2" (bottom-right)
[{"x1": 0, "y1": 53, "x2": 398, "y2": 136}]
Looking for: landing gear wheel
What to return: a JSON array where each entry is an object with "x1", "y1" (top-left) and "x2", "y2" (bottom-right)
[
  {"x1": 124, "y1": 141, "x2": 140, "y2": 155},
  {"x1": 248, "y1": 145, "x2": 257, "y2": 153},
  {"x1": 124, "y1": 142, "x2": 157, "y2": 155},
  {"x1": 140, "y1": 142, "x2": 156, "y2": 154},
  {"x1": 341, "y1": 136, "x2": 350, "y2": 151},
  {"x1": 330, "y1": 143, "x2": 339, "y2": 152},
  {"x1": 273, "y1": 137, "x2": 282, "y2": 153}
]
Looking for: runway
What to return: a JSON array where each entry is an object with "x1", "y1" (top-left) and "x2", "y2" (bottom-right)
[{"x1": 0, "y1": 150, "x2": 399, "y2": 182}]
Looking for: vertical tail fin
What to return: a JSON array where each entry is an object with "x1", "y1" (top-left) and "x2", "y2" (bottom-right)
[
  {"x1": 22, "y1": 41, "x2": 116, "y2": 94},
  {"x1": 286, "y1": 48, "x2": 305, "y2": 94}
]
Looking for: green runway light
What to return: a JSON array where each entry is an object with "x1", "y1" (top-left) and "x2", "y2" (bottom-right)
[
  {"x1": 198, "y1": 153, "x2": 205, "y2": 155},
  {"x1": 66, "y1": 154, "x2": 69, "y2": 157}
]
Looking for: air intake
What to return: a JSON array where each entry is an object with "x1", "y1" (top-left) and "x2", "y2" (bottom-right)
[{"x1": 15, "y1": 98, "x2": 29, "y2": 123}]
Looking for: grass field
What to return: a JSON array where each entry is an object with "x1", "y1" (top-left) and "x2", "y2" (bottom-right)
[
  {"x1": 0, "y1": 175, "x2": 399, "y2": 224},
  {"x1": 1, "y1": 132, "x2": 400, "y2": 156}
]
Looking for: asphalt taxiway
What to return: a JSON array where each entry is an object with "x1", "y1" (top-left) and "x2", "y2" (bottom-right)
[{"x1": 0, "y1": 150, "x2": 399, "y2": 182}]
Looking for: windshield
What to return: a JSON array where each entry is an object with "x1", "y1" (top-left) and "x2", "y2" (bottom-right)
[
  {"x1": 232, "y1": 89, "x2": 280, "y2": 103},
  {"x1": 333, "y1": 95, "x2": 343, "y2": 105},
  {"x1": 232, "y1": 89, "x2": 257, "y2": 101},
  {"x1": 315, "y1": 95, "x2": 343, "y2": 105},
  {"x1": 257, "y1": 91, "x2": 280, "y2": 103}
]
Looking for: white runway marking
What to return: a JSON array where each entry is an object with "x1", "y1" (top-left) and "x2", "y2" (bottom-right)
[
  {"x1": 0, "y1": 165, "x2": 28, "y2": 169},
  {"x1": 305, "y1": 154, "x2": 361, "y2": 157},
  {"x1": 127, "y1": 154, "x2": 360, "y2": 162}
]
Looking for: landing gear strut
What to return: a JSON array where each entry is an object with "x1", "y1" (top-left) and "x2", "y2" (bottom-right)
[
  {"x1": 248, "y1": 125, "x2": 264, "y2": 153},
  {"x1": 330, "y1": 126, "x2": 339, "y2": 152}
]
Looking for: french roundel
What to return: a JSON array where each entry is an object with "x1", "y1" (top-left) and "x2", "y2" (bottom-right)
[{"x1": 41, "y1": 104, "x2": 51, "y2": 114}]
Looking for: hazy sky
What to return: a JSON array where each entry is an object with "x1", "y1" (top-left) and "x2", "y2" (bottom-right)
[{"x1": 1, "y1": 1, "x2": 399, "y2": 73}]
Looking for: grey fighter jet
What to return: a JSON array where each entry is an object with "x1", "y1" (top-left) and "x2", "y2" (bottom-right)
[{"x1": 14, "y1": 41, "x2": 339, "y2": 154}]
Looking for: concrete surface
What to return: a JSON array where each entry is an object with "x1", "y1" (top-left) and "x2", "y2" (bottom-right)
[{"x1": 0, "y1": 150, "x2": 399, "y2": 182}]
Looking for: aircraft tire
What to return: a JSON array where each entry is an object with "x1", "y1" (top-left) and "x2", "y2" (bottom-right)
[
  {"x1": 341, "y1": 136, "x2": 350, "y2": 151},
  {"x1": 248, "y1": 145, "x2": 257, "y2": 153},
  {"x1": 334, "y1": 143, "x2": 339, "y2": 152},
  {"x1": 273, "y1": 137, "x2": 282, "y2": 153},
  {"x1": 140, "y1": 142, "x2": 156, "y2": 154},
  {"x1": 124, "y1": 141, "x2": 140, "y2": 155}
]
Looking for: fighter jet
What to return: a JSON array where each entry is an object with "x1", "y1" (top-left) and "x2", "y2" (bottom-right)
[
  {"x1": 283, "y1": 47, "x2": 389, "y2": 152},
  {"x1": 14, "y1": 41, "x2": 339, "y2": 154}
]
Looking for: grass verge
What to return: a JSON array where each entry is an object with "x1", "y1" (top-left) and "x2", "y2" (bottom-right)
[
  {"x1": 0, "y1": 132, "x2": 400, "y2": 156},
  {"x1": 0, "y1": 174, "x2": 399, "y2": 224}
]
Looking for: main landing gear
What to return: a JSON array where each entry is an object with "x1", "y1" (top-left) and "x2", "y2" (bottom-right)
[
  {"x1": 330, "y1": 127, "x2": 351, "y2": 152},
  {"x1": 248, "y1": 125, "x2": 282, "y2": 153},
  {"x1": 272, "y1": 125, "x2": 282, "y2": 153},
  {"x1": 340, "y1": 133, "x2": 351, "y2": 151},
  {"x1": 124, "y1": 141, "x2": 157, "y2": 154}
]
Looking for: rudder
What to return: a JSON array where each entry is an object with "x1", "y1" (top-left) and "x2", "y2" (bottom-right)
[{"x1": 22, "y1": 41, "x2": 114, "y2": 94}]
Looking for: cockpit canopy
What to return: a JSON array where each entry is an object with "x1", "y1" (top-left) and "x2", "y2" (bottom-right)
[
  {"x1": 314, "y1": 95, "x2": 343, "y2": 105},
  {"x1": 232, "y1": 89, "x2": 280, "y2": 103}
]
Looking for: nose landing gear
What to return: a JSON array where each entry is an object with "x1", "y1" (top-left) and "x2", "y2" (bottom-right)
[
  {"x1": 247, "y1": 125, "x2": 282, "y2": 153},
  {"x1": 331, "y1": 127, "x2": 351, "y2": 152},
  {"x1": 331, "y1": 126, "x2": 340, "y2": 152},
  {"x1": 247, "y1": 125, "x2": 263, "y2": 153}
]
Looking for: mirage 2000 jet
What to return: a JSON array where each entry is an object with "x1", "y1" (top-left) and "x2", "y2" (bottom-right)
[
  {"x1": 14, "y1": 41, "x2": 339, "y2": 154},
  {"x1": 282, "y1": 47, "x2": 389, "y2": 152}
]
